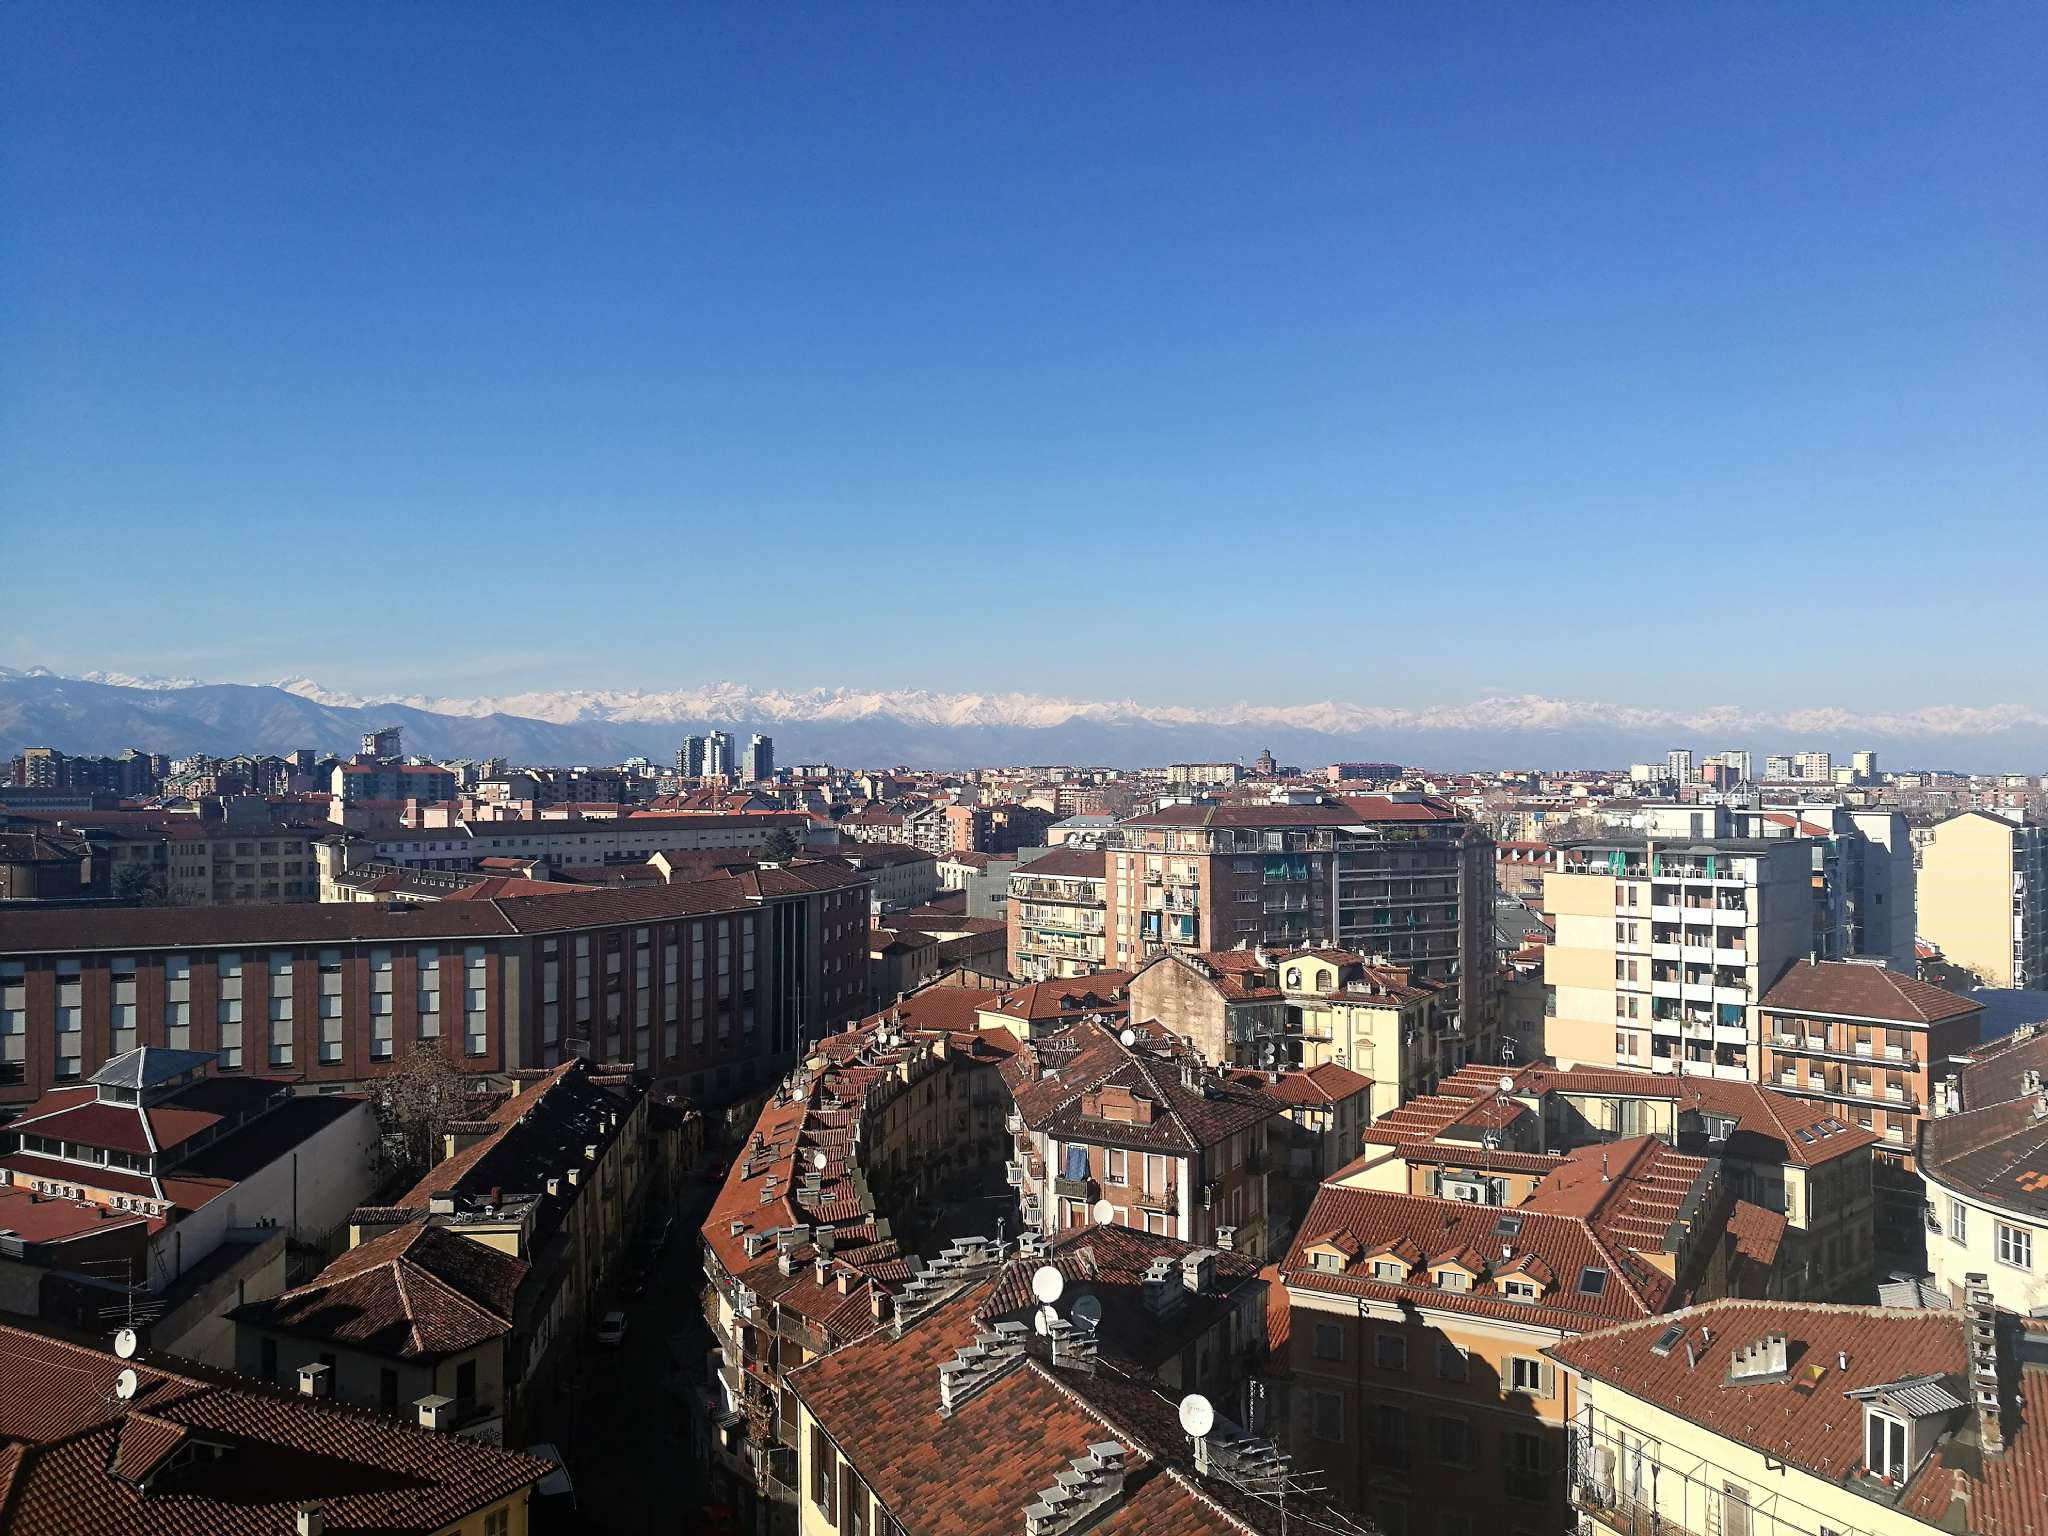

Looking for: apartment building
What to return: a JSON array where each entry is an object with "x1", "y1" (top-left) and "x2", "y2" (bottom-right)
[
  {"x1": 1542, "y1": 834, "x2": 1818, "y2": 1079},
  {"x1": 1917, "y1": 1025, "x2": 2048, "y2": 1313},
  {"x1": 1002, "y1": 1016, "x2": 1287, "y2": 1259},
  {"x1": 0, "y1": 861, "x2": 870, "y2": 1110},
  {"x1": 1758, "y1": 958, "x2": 1981, "y2": 1247},
  {"x1": 1279, "y1": 1135, "x2": 1737, "y2": 1533},
  {"x1": 1556, "y1": 1296, "x2": 2048, "y2": 1536},
  {"x1": 782, "y1": 1227, "x2": 1324, "y2": 1536},
  {"x1": 1005, "y1": 846, "x2": 1107, "y2": 979},
  {"x1": 316, "y1": 809, "x2": 817, "y2": 890},
  {"x1": 330, "y1": 761, "x2": 458, "y2": 805},
  {"x1": 700, "y1": 1003, "x2": 1016, "y2": 1526},
  {"x1": 1124, "y1": 945, "x2": 1461, "y2": 1111},
  {"x1": 1106, "y1": 792, "x2": 1496, "y2": 1033},
  {"x1": 238, "y1": 1057, "x2": 663, "y2": 1445},
  {"x1": 1349, "y1": 1063, "x2": 1880, "y2": 1301},
  {"x1": 1918, "y1": 809, "x2": 2048, "y2": 989}
]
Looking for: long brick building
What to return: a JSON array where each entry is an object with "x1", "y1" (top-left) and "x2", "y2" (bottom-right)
[{"x1": 0, "y1": 861, "x2": 870, "y2": 1110}]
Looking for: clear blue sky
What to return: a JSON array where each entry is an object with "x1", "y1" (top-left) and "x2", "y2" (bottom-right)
[{"x1": 3, "y1": 4, "x2": 2041, "y2": 710}]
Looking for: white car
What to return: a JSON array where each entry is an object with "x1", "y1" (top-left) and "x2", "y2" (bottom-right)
[{"x1": 596, "y1": 1309, "x2": 628, "y2": 1346}]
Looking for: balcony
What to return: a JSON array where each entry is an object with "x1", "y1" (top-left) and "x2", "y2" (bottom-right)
[
  {"x1": 1574, "y1": 1487, "x2": 1698, "y2": 1536},
  {"x1": 1054, "y1": 1176, "x2": 1093, "y2": 1199},
  {"x1": 1134, "y1": 1184, "x2": 1177, "y2": 1212}
]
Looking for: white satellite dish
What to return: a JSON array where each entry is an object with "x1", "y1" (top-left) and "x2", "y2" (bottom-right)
[
  {"x1": 1178, "y1": 1392, "x2": 1216, "y2": 1439},
  {"x1": 1033, "y1": 1307, "x2": 1053, "y2": 1336},
  {"x1": 113, "y1": 1328, "x2": 138, "y2": 1360},
  {"x1": 1091, "y1": 1199, "x2": 1116, "y2": 1226},
  {"x1": 1031, "y1": 1264, "x2": 1065, "y2": 1305},
  {"x1": 1498, "y1": 1074, "x2": 1515, "y2": 1093},
  {"x1": 1119, "y1": 1027, "x2": 1137, "y2": 1048},
  {"x1": 811, "y1": 1150, "x2": 828, "y2": 1171},
  {"x1": 1071, "y1": 1293, "x2": 1103, "y2": 1330},
  {"x1": 114, "y1": 1368, "x2": 138, "y2": 1401}
]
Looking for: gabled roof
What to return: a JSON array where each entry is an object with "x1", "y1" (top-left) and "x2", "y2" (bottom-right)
[
  {"x1": 229, "y1": 1222, "x2": 526, "y2": 1360},
  {"x1": 1003, "y1": 1019, "x2": 1286, "y2": 1153},
  {"x1": 1759, "y1": 959, "x2": 1981, "y2": 1026},
  {"x1": 0, "y1": 1322, "x2": 549, "y2": 1534}
]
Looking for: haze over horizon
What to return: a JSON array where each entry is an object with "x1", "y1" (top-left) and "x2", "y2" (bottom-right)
[{"x1": 4, "y1": 5, "x2": 2043, "y2": 714}]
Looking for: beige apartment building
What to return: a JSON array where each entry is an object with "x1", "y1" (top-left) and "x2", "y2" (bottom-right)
[
  {"x1": 1542, "y1": 836, "x2": 1816, "y2": 1080},
  {"x1": 1004, "y1": 846, "x2": 1107, "y2": 978},
  {"x1": 1917, "y1": 809, "x2": 2047, "y2": 990}
]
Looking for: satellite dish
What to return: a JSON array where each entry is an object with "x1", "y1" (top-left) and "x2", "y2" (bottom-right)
[
  {"x1": 1030, "y1": 1264, "x2": 1065, "y2": 1305},
  {"x1": 114, "y1": 1368, "x2": 138, "y2": 1401},
  {"x1": 1178, "y1": 1393, "x2": 1216, "y2": 1439},
  {"x1": 113, "y1": 1328, "x2": 138, "y2": 1360},
  {"x1": 1033, "y1": 1307, "x2": 1053, "y2": 1335},
  {"x1": 1091, "y1": 1199, "x2": 1116, "y2": 1226},
  {"x1": 1498, "y1": 1075, "x2": 1515, "y2": 1093},
  {"x1": 1119, "y1": 1028, "x2": 1137, "y2": 1048},
  {"x1": 1071, "y1": 1293, "x2": 1103, "y2": 1330},
  {"x1": 811, "y1": 1150, "x2": 828, "y2": 1171}
]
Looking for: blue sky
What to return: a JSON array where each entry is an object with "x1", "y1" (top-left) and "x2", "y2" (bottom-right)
[{"x1": 3, "y1": 4, "x2": 2041, "y2": 710}]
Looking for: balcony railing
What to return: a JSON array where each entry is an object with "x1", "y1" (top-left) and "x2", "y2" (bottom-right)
[
  {"x1": 1574, "y1": 1487, "x2": 1698, "y2": 1536},
  {"x1": 1134, "y1": 1185, "x2": 1177, "y2": 1211}
]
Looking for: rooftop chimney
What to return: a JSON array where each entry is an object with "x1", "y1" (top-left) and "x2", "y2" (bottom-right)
[
  {"x1": 415, "y1": 1394, "x2": 455, "y2": 1432},
  {"x1": 1967, "y1": 1273, "x2": 2005, "y2": 1454},
  {"x1": 296, "y1": 1508, "x2": 325, "y2": 1536},
  {"x1": 1726, "y1": 1333, "x2": 1790, "y2": 1383},
  {"x1": 296, "y1": 1362, "x2": 333, "y2": 1398}
]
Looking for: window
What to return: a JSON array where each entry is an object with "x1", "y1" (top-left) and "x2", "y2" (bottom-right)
[
  {"x1": 1501, "y1": 1280, "x2": 1539, "y2": 1301},
  {"x1": 1507, "y1": 1356, "x2": 1548, "y2": 1396},
  {"x1": 1372, "y1": 1260, "x2": 1405, "y2": 1282},
  {"x1": 1436, "y1": 1340, "x2": 1469, "y2": 1382},
  {"x1": 1312, "y1": 1251, "x2": 1345, "y2": 1274},
  {"x1": 1951, "y1": 1199, "x2": 1969, "y2": 1243},
  {"x1": 1433, "y1": 1416, "x2": 1473, "y2": 1467},
  {"x1": 380, "y1": 1368, "x2": 399, "y2": 1411},
  {"x1": 1375, "y1": 1331, "x2": 1407, "y2": 1371},
  {"x1": 809, "y1": 1424, "x2": 838, "y2": 1520},
  {"x1": 1311, "y1": 1390, "x2": 1344, "y2": 1442},
  {"x1": 1435, "y1": 1267, "x2": 1471, "y2": 1292},
  {"x1": 1866, "y1": 1408, "x2": 1908, "y2": 1481},
  {"x1": 1312, "y1": 1322, "x2": 1344, "y2": 1362},
  {"x1": 1505, "y1": 1431, "x2": 1546, "y2": 1500},
  {"x1": 1998, "y1": 1222, "x2": 2032, "y2": 1271},
  {"x1": 260, "y1": 1337, "x2": 277, "y2": 1381},
  {"x1": 1104, "y1": 1148, "x2": 1127, "y2": 1185},
  {"x1": 483, "y1": 1511, "x2": 508, "y2": 1536}
]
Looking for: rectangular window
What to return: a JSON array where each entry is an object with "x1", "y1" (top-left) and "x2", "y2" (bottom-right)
[
  {"x1": 1437, "y1": 1340, "x2": 1468, "y2": 1382},
  {"x1": 1433, "y1": 1416, "x2": 1473, "y2": 1467},
  {"x1": 1507, "y1": 1356, "x2": 1548, "y2": 1395},
  {"x1": 1312, "y1": 1390, "x2": 1344, "y2": 1443},
  {"x1": 1951, "y1": 1199, "x2": 1968, "y2": 1243},
  {"x1": 1998, "y1": 1222, "x2": 2032, "y2": 1271},
  {"x1": 1104, "y1": 1148, "x2": 1127, "y2": 1185},
  {"x1": 1313, "y1": 1322, "x2": 1344, "y2": 1362},
  {"x1": 809, "y1": 1424, "x2": 838, "y2": 1520},
  {"x1": 1375, "y1": 1332, "x2": 1407, "y2": 1371}
]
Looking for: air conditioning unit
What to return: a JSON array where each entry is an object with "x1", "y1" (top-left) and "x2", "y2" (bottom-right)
[{"x1": 1441, "y1": 1179, "x2": 1491, "y2": 1204}]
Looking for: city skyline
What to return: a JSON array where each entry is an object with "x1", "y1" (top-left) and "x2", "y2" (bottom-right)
[{"x1": 5, "y1": 5, "x2": 2043, "y2": 709}]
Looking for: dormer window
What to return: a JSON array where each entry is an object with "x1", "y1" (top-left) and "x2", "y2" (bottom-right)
[
  {"x1": 1435, "y1": 1269, "x2": 1472, "y2": 1292},
  {"x1": 1313, "y1": 1251, "x2": 1345, "y2": 1273},
  {"x1": 1501, "y1": 1280, "x2": 1539, "y2": 1301},
  {"x1": 1372, "y1": 1260, "x2": 1406, "y2": 1283}
]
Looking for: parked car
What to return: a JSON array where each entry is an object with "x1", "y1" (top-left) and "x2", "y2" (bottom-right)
[
  {"x1": 525, "y1": 1443, "x2": 577, "y2": 1511},
  {"x1": 596, "y1": 1310, "x2": 628, "y2": 1347}
]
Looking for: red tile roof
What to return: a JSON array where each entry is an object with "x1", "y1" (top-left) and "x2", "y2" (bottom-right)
[
  {"x1": 1760, "y1": 958, "x2": 1982, "y2": 1026},
  {"x1": 1550, "y1": 1300, "x2": 1965, "y2": 1488},
  {"x1": 0, "y1": 1322, "x2": 548, "y2": 1534},
  {"x1": 229, "y1": 1221, "x2": 526, "y2": 1360}
]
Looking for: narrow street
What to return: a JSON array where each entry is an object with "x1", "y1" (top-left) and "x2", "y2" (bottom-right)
[{"x1": 543, "y1": 1171, "x2": 722, "y2": 1535}]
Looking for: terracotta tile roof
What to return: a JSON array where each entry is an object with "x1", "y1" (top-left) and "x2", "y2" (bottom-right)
[
  {"x1": 788, "y1": 1281, "x2": 1333, "y2": 1536},
  {"x1": 1003, "y1": 1019, "x2": 1287, "y2": 1153},
  {"x1": 972, "y1": 1225, "x2": 1261, "y2": 1374},
  {"x1": 1759, "y1": 958, "x2": 1982, "y2": 1026},
  {"x1": 1225, "y1": 1061, "x2": 1372, "y2": 1107},
  {"x1": 1727, "y1": 1199, "x2": 1786, "y2": 1270},
  {"x1": 980, "y1": 973, "x2": 1135, "y2": 1024},
  {"x1": 1922, "y1": 1095, "x2": 2048, "y2": 1220},
  {"x1": 1550, "y1": 1300, "x2": 1965, "y2": 1487},
  {"x1": 0, "y1": 1321, "x2": 548, "y2": 1534},
  {"x1": 1282, "y1": 1183, "x2": 1690, "y2": 1327},
  {"x1": 1958, "y1": 1025, "x2": 2048, "y2": 1111},
  {"x1": 229, "y1": 1221, "x2": 525, "y2": 1360},
  {"x1": 1519, "y1": 1137, "x2": 1715, "y2": 1256}
]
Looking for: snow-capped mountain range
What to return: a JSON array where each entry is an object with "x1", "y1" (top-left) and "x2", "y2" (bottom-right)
[{"x1": 1, "y1": 665, "x2": 2043, "y2": 770}]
